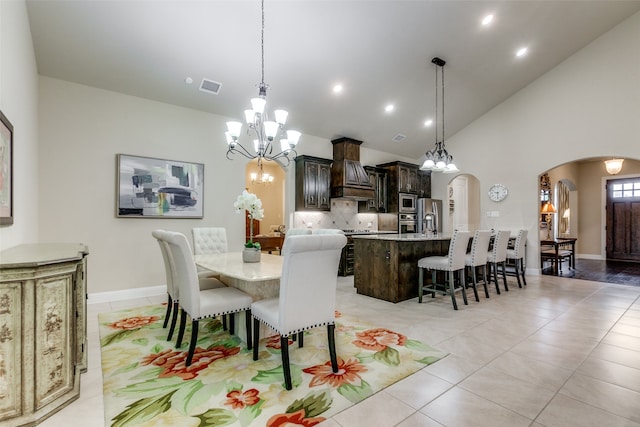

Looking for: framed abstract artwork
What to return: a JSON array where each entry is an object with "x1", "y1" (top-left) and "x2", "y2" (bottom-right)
[
  {"x1": 116, "y1": 154, "x2": 204, "y2": 218},
  {"x1": 0, "y1": 111, "x2": 13, "y2": 226}
]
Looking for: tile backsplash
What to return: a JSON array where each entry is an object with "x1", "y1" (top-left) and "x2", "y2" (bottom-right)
[{"x1": 291, "y1": 199, "x2": 379, "y2": 232}]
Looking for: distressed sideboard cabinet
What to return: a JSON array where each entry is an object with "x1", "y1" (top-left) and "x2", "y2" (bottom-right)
[{"x1": 0, "y1": 243, "x2": 88, "y2": 426}]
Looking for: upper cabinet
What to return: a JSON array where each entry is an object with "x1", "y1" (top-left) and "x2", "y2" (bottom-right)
[
  {"x1": 417, "y1": 169, "x2": 432, "y2": 198},
  {"x1": 378, "y1": 162, "x2": 419, "y2": 194},
  {"x1": 377, "y1": 161, "x2": 423, "y2": 212},
  {"x1": 295, "y1": 155, "x2": 332, "y2": 211},
  {"x1": 358, "y1": 166, "x2": 388, "y2": 213}
]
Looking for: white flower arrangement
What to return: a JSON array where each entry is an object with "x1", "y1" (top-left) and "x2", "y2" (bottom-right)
[{"x1": 234, "y1": 190, "x2": 264, "y2": 249}]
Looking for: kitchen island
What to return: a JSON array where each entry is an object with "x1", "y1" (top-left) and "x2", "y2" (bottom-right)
[{"x1": 353, "y1": 233, "x2": 451, "y2": 303}]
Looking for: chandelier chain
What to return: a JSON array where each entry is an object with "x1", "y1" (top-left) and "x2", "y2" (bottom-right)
[
  {"x1": 441, "y1": 62, "x2": 445, "y2": 143},
  {"x1": 261, "y1": 0, "x2": 265, "y2": 86}
]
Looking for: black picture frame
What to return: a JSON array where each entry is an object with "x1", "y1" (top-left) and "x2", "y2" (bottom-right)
[
  {"x1": 116, "y1": 154, "x2": 204, "y2": 218},
  {"x1": 0, "y1": 111, "x2": 13, "y2": 226}
]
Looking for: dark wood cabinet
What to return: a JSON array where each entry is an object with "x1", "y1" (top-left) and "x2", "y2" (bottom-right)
[
  {"x1": 295, "y1": 155, "x2": 332, "y2": 211},
  {"x1": 353, "y1": 236, "x2": 449, "y2": 303},
  {"x1": 377, "y1": 161, "x2": 421, "y2": 212},
  {"x1": 358, "y1": 166, "x2": 388, "y2": 213},
  {"x1": 338, "y1": 236, "x2": 355, "y2": 276},
  {"x1": 417, "y1": 169, "x2": 432, "y2": 198}
]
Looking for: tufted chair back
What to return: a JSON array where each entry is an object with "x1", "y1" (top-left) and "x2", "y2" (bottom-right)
[{"x1": 192, "y1": 227, "x2": 228, "y2": 255}]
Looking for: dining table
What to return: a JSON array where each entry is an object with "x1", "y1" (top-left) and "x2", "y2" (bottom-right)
[
  {"x1": 540, "y1": 237, "x2": 577, "y2": 275},
  {"x1": 194, "y1": 251, "x2": 283, "y2": 340}
]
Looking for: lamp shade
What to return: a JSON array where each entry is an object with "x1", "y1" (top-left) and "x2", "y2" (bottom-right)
[
  {"x1": 541, "y1": 201, "x2": 557, "y2": 214},
  {"x1": 604, "y1": 158, "x2": 624, "y2": 175}
]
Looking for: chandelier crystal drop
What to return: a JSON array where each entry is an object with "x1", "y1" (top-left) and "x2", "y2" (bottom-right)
[
  {"x1": 421, "y1": 57, "x2": 459, "y2": 173},
  {"x1": 224, "y1": 0, "x2": 301, "y2": 166}
]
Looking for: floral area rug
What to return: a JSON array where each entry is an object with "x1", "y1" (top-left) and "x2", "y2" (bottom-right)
[{"x1": 99, "y1": 304, "x2": 448, "y2": 427}]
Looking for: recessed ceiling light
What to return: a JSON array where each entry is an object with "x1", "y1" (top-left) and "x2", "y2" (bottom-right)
[
  {"x1": 184, "y1": 77, "x2": 193, "y2": 84},
  {"x1": 332, "y1": 84, "x2": 343, "y2": 93},
  {"x1": 385, "y1": 104, "x2": 395, "y2": 113},
  {"x1": 516, "y1": 47, "x2": 528, "y2": 57},
  {"x1": 424, "y1": 119, "x2": 433, "y2": 127},
  {"x1": 481, "y1": 14, "x2": 494, "y2": 26}
]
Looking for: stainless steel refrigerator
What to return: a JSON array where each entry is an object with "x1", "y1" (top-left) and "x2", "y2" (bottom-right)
[{"x1": 417, "y1": 198, "x2": 443, "y2": 235}]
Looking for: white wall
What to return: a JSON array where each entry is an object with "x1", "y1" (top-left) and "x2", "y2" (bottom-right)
[
  {"x1": 433, "y1": 11, "x2": 640, "y2": 272},
  {"x1": 0, "y1": 0, "x2": 39, "y2": 249},
  {"x1": 38, "y1": 77, "x2": 252, "y2": 292}
]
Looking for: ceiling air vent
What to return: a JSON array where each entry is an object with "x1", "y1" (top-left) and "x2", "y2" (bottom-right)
[
  {"x1": 199, "y1": 78, "x2": 222, "y2": 95},
  {"x1": 392, "y1": 133, "x2": 407, "y2": 143}
]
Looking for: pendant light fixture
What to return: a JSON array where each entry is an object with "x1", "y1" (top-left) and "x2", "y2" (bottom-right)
[
  {"x1": 421, "y1": 57, "x2": 459, "y2": 173},
  {"x1": 224, "y1": 0, "x2": 301, "y2": 166},
  {"x1": 604, "y1": 158, "x2": 624, "y2": 175}
]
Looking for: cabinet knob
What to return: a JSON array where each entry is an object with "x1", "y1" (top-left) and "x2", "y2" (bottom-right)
[{"x1": 385, "y1": 250, "x2": 391, "y2": 260}]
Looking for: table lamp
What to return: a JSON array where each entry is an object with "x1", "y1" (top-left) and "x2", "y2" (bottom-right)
[{"x1": 541, "y1": 201, "x2": 557, "y2": 239}]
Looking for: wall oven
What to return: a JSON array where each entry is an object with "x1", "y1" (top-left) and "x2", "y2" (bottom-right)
[
  {"x1": 398, "y1": 213, "x2": 417, "y2": 233},
  {"x1": 399, "y1": 193, "x2": 417, "y2": 213}
]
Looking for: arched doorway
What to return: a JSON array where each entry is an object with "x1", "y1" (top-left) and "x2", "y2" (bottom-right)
[
  {"x1": 447, "y1": 174, "x2": 480, "y2": 233},
  {"x1": 539, "y1": 156, "x2": 640, "y2": 267},
  {"x1": 244, "y1": 159, "x2": 286, "y2": 237}
]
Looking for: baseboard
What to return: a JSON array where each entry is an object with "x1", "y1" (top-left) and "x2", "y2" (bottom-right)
[
  {"x1": 577, "y1": 253, "x2": 605, "y2": 260},
  {"x1": 88, "y1": 285, "x2": 166, "y2": 304}
]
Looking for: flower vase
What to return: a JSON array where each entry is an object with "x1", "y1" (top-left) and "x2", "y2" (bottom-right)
[{"x1": 242, "y1": 247, "x2": 261, "y2": 263}]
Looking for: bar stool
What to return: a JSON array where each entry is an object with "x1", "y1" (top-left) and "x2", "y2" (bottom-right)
[
  {"x1": 506, "y1": 229, "x2": 528, "y2": 287},
  {"x1": 418, "y1": 230, "x2": 472, "y2": 310},
  {"x1": 487, "y1": 230, "x2": 511, "y2": 294},
  {"x1": 465, "y1": 230, "x2": 492, "y2": 300}
]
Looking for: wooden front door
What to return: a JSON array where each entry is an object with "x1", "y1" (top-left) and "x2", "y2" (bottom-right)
[{"x1": 606, "y1": 178, "x2": 640, "y2": 261}]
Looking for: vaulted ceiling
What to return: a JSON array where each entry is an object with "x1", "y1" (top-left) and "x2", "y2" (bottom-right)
[{"x1": 26, "y1": 1, "x2": 640, "y2": 160}]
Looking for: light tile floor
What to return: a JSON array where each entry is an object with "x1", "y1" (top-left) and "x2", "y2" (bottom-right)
[{"x1": 38, "y1": 273, "x2": 640, "y2": 427}]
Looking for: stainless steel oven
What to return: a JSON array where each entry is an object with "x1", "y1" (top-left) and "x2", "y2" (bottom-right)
[
  {"x1": 399, "y1": 193, "x2": 417, "y2": 213},
  {"x1": 398, "y1": 213, "x2": 417, "y2": 233}
]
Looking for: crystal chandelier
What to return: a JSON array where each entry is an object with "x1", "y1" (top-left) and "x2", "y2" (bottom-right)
[
  {"x1": 421, "y1": 57, "x2": 459, "y2": 173},
  {"x1": 225, "y1": 0, "x2": 301, "y2": 166},
  {"x1": 250, "y1": 159, "x2": 274, "y2": 185}
]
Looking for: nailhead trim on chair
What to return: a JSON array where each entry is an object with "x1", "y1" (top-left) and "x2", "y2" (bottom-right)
[{"x1": 252, "y1": 316, "x2": 334, "y2": 336}]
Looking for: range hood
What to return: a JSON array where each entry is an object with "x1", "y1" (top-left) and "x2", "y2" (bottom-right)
[{"x1": 330, "y1": 137, "x2": 375, "y2": 200}]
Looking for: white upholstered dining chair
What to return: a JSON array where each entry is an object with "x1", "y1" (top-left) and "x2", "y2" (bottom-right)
[
  {"x1": 192, "y1": 226, "x2": 229, "y2": 280},
  {"x1": 163, "y1": 230, "x2": 253, "y2": 366},
  {"x1": 152, "y1": 230, "x2": 226, "y2": 342},
  {"x1": 192, "y1": 227, "x2": 228, "y2": 255},
  {"x1": 417, "y1": 230, "x2": 472, "y2": 310},
  {"x1": 251, "y1": 233, "x2": 347, "y2": 390}
]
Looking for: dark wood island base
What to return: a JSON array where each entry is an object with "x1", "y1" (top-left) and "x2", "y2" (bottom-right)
[{"x1": 353, "y1": 234, "x2": 451, "y2": 303}]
